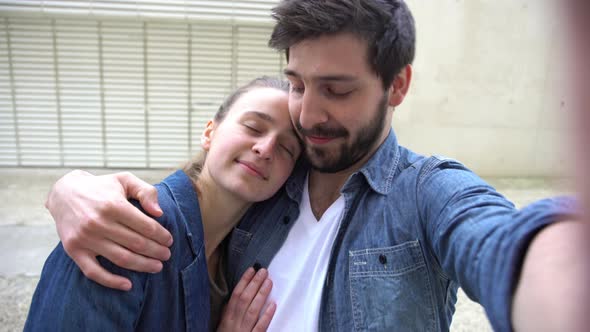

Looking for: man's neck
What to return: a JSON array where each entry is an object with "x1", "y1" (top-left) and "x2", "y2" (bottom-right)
[{"x1": 306, "y1": 128, "x2": 392, "y2": 219}]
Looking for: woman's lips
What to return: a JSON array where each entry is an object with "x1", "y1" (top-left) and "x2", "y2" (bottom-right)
[{"x1": 237, "y1": 160, "x2": 268, "y2": 180}]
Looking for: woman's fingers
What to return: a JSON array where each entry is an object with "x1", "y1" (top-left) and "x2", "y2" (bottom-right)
[
  {"x1": 236, "y1": 269, "x2": 268, "y2": 316},
  {"x1": 241, "y1": 278, "x2": 273, "y2": 328},
  {"x1": 253, "y1": 302, "x2": 276, "y2": 332},
  {"x1": 224, "y1": 267, "x2": 256, "y2": 319},
  {"x1": 218, "y1": 268, "x2": 275, "y2": 331}
]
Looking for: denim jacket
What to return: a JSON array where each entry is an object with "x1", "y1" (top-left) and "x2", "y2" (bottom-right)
[
  {"x1": 227, "y1": 131, "x2": 574, "y2": 332},
  {"x1": 25, "y1": 170, "x2": 211, "y2": 332}
]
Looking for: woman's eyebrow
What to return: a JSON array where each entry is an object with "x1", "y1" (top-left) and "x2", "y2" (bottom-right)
[{"x1": 243, "y1": 111, "x2": 275, "y2": 124}]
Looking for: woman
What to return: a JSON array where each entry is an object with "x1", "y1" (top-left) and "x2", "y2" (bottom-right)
[{"x1": 24, "y1": 77, "x2": 301, "y2": 332}]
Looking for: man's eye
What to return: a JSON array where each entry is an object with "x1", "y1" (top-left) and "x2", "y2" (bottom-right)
[{"x1": 326, "y1": 87, "x2": 352, "y2": 97}]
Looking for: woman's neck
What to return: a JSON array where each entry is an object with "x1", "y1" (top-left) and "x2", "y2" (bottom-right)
[{"x1": 194, "y1": 173, "x2": 251, "y2": 262}]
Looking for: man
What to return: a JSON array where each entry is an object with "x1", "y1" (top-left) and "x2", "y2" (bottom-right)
[{"x1": 46, "y1": 0, "x2": 589, "y2": 331}]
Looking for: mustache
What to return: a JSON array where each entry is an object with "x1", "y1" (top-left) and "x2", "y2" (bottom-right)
[{"x1": 295, "y1": 122, "x2": 348, "y2": 138}]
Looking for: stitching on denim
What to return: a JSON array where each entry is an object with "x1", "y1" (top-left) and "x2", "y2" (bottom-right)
[
  {"x1": 349, "y1": 262, "x2": 426, "y2": 277},
  {"x1": 384, "y1": 148, "x2": 401, "y2": 193},
  {"x1": 349, "y1": 240, "x2": 419, "y2": 256},
  {"x1": 228, "y1": 228, "x2": 252, "y2": 254}
]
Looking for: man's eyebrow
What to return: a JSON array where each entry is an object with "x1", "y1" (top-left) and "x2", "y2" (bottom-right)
[
  {"x1": 283, "y1": 69, "x2": 357, "y2": 82},
  {"x1": 243, "y1": 111, "x2": 274, "y2": 123}
]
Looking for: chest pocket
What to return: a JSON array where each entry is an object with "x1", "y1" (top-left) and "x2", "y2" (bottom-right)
[{"x1": 348, "y1": 240, "x2": 437, "y2": 332}]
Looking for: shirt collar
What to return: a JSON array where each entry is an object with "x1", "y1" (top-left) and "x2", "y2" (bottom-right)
[{"x1": 356, "y1": 130, "x2": 400, "y2": 195}]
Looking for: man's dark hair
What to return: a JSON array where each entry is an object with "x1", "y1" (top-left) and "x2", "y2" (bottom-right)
[{"x1": 269, "y1": 0, "x2": 416, "y2": 88}]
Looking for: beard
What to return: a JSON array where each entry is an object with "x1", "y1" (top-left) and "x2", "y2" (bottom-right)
[{"x1": 295, "y1": 93, "x2": 390, "y2": 173}]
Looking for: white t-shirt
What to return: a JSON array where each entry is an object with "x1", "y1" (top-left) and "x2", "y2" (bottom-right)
[{"x1": 265, "y1": 174, "x2": 345, "y2": 332}]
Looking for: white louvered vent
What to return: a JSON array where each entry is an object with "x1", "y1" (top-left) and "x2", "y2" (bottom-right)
[
  {"x1": 9, "y1": 16, "x2": 61, "y2": 166},
  {"x1": 56, "y1": 19, "x2": 104, "y2": 167},
  {"x1": 0, "y1": 17, "x2": 18, "y2": 166},
  {"x1": 0, "y1": 1, "x2": 283, "y2": 168},
  {"x1": 0, "y1": 1, "x2": 278, "y2": 23},
  {"x1": 190, "y1": 23, "x2": 233, "y2": 157}
]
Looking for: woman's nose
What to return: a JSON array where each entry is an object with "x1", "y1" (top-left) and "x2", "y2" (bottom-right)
[{"x1": 252, "y1": 136, "x2": 277, "y2": 160}]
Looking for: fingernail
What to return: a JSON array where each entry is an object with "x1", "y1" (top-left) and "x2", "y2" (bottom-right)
[
  {"x1": 267, "y1": 302, "x2": 277, "y2": 312},
  {"x1": 122, "y1": 281, "x2": 132, "y2": 291},
  {"x1": 256, "y1": 269, "x2": 268, "y2": 279},
  {"x1": 151, "y1": 261, "x2": 163, "y2": 273}
]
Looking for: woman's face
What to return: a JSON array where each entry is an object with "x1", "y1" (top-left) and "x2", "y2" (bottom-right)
[{"x1": 201, "y1": 87, "x2": 301, "y2": 203}]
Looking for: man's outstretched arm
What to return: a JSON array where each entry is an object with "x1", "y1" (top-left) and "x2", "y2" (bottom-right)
[
  {"x1": 46, "y1": 170, "x2": 173, "y2": 290},
  {"x1": 514, "y1": 1, "x2": 590, "y2": 330},
  {"x1": 512, "y1": 220, "x2": 590, "y2": 331}
]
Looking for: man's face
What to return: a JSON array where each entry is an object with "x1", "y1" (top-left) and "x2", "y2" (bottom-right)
[{"x1": 284, "y1": 33, "x2": 395, "y2": 173}]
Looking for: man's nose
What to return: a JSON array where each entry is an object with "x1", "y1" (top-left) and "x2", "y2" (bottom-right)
[{"x1": 298, "y1": 89, "x2": 329, "y2": 129}]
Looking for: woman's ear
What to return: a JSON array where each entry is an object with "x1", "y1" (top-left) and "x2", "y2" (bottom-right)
[
  {"x1": 201, "y1": 120, "x2": 215, "y2": 151},
  {"x1": 388, "y1": 64, "x2": 413, "y2": 107}
]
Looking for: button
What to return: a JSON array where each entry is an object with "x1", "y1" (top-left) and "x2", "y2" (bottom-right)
[
  {"x1": 253, "y1": 262, "x2": 262, "y2": 272},
  {"x1": 282, "y1": 216, "x2": 290, "y2": 225},
  {"x1": 379, "y1": 254, "x2": 387, "y2": 265}
]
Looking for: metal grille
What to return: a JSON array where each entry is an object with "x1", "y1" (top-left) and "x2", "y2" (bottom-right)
[{"x1": 0, "y1": 1, "x2": 283, "y2": 168}]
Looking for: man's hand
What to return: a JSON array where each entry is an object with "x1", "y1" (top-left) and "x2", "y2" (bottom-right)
[
  {"x1": 217, "y1": 268, "x2": 276, "y2": 332},
  {"x1": 46, "y1": 170, "x2": 173, "y2": 291}
]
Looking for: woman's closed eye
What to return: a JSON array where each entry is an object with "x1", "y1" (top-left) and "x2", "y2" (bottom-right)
[
  {"x1": 279, "y1": 143, "x2": 295, "y2": 158},
  {"x1": 290, "y1": 84, "x2": 304, "y2": 95},
  {"x1": 243, "y1": 123, "x2": 261, "y2": 134}
]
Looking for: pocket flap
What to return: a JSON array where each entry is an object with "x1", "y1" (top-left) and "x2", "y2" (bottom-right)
[{"x1": 349, "y1": 240, "x2": 425, "y2": 276}]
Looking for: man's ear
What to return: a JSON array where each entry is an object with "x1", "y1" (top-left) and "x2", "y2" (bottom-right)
[
  {"x1": 388, "y1": 64, "x2": 413, "y2": 107},
  {"x1": 201, "y1": 120, "x2": 215, "y2": 151}
]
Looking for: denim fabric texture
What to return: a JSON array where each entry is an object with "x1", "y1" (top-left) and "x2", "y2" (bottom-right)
[
  {"x1": 25, "y1": 170, "x2": 211, "y2": 332},
  {"x1": 227, "y1": 131, "x2": 575, "y2": 332}
]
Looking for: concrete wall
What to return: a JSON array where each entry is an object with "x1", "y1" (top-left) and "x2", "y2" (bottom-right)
[{"x1": 394, "y1": 0, "x2": 569, "y2": 177}]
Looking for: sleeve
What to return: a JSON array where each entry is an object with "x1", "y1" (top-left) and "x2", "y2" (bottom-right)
[
  {"x1": 23, "y1": 193, "x2": 172, "y2": 332},
  {"x1": 23, "y1": 242, "x2": 150, "y2": 332},
  {"x1": 416, "y1": 157, "x2": 577, "y2": 332}
]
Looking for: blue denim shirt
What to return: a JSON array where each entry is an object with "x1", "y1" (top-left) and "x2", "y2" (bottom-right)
[
  {"x1": 227, "y1": 131, "x2": 574, "y2": 332},
  {"x1": 25, "y1": 170, "x2": 211, "y2": 332}
]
